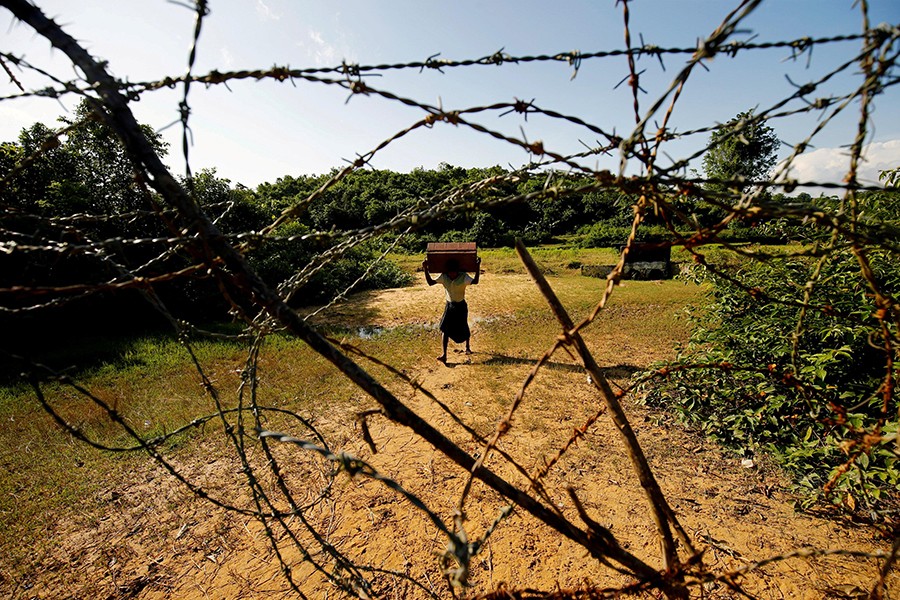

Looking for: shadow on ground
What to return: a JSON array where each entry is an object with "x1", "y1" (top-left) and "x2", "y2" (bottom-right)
[{"x1": 480, "y1": 352, "x2": 641, "y2": 379}]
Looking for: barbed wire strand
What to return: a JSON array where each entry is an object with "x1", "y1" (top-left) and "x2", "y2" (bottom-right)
[{"x1": 1, "y1": 0, "x2": 899, "y2": 597}]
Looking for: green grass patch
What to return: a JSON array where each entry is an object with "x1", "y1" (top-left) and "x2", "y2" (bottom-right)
[
  {"x1": 0, "y1": 329, "x2": 373, "y2": 571},
  {"x1": 0, "y1": 251, "x2": 704, "y2": 579},
  {"x1": 389, "y1": 245, "x2": 621, "y2": 276}
]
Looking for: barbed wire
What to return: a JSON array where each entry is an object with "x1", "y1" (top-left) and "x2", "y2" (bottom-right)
[
  {"x1": 1, "y1": 0, "x2": 899, "y2": 598},
  {"x1": 0, "y1": 30, "x2": 875, "y2": 104}
]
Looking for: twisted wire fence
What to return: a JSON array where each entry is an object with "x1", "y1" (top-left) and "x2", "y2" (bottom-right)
[{"x1": 1, "y1": 0, "x2": 899, "y2": 597}]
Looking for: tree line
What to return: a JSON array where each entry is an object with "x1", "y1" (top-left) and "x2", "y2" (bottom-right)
[{"x1": 0, "y1": 102, "x2": 860, "y2": 345}]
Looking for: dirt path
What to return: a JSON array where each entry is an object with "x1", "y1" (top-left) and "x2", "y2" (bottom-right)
[{"x1": 10, "y1": 273, "x2": 894, "y2": 599}]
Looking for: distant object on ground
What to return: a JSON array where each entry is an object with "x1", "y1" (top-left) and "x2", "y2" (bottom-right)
[{"x1": 582, "y1": 242, "x2": 674, "y2": 280}]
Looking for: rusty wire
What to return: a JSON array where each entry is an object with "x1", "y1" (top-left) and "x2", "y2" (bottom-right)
[{"x1": 1, "y1": 0, "x2": 899, "y2": 598}]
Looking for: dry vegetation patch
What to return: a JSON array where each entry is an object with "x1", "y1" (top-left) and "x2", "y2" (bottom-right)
[{"x1": 0, "y1": 269, "x2": 893, "y2": 599}]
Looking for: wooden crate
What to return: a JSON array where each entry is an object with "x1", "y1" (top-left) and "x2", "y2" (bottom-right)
[{"x1": 426, "y1": 242, "x2": 478, "y2": 272}]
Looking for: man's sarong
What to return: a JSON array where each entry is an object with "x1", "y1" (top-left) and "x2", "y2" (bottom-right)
[{"x1": 439, "y1": 300, "x2": 470, "y2": 343}]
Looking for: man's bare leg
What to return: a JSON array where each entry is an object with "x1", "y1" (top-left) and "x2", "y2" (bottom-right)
[{"x1": 438, "y1": 333, "x2": 449, "y2": 362}]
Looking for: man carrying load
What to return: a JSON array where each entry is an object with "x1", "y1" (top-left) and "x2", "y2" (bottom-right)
[{"x1": 423, "y1": 254, "x2": 481, "y2": 363}]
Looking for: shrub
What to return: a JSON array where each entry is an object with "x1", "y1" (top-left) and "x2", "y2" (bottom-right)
[
  {"x1": 578, "y1": 223, "x2": 675, "y2": 248},
  {"x1": 248, "y1": 225, "x2": 413, "y2": 305},
  {"x1": 640, "y1": 252, "x2": 900, "y2": 519}
]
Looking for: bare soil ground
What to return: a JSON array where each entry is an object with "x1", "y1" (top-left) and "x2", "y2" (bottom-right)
[{"x1": 4, "y1": 273, "x2": 894, "y2": 599}]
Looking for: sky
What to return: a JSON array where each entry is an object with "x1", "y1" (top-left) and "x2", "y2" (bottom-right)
[{"x1": 2, "y1": 0, "x2": 899, "y2": 193}]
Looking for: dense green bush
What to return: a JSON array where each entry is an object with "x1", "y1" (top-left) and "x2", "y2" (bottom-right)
[
  {"x1": 247, "y1": 223, "x2": 413, "y2": 305},
  {"x1": 577, "y1": 218, "x2": 814, "y2": 249},
  {"x1": 308, "y1": 245, "x2": 414, "y2": 304},
  {"x1": 715, "y1": 219, "x2": 806, "y2": 244},
  {"x1": 640, "y1": 252, "x2": 900, "y2": 518},
  {"x1": 577, "y1": 223, "x2": 676, "y2": 248}
]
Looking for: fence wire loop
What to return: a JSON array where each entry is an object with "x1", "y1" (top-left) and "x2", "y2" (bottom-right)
[{"x1": 1, "y1": 0, "x2": 899, "y2": 597}]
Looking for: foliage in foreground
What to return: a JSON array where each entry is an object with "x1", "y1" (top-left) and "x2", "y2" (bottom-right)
[{"x1": 641, "y1": 247, "x2": 900, "y2": 520}]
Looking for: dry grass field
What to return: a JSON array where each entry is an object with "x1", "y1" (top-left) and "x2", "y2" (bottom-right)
[{"x1": 1, "y1": 252, "x2": 894, "y2": 598}]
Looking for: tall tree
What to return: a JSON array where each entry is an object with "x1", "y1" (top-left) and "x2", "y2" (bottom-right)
[
  {"x1": 702, "y1": 109, "x2": 779, "y2": 194},
  {"x1": 60, "y1": 100, "x2": 168, "y2": 215},
  {"x1": 1, "y1": 122, "x2": 81, "y2": 213}
]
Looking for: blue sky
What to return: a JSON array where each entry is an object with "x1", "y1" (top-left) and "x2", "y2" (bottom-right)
[{"x1": 2, "y1": 1, "x2": 898, "y2": 192}]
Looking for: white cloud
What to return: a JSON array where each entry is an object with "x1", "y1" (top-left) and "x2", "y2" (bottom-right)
[
  {"x1": 220, "y1": 46, "x2": 234, "y2": 68},
  {"x1": 256, "y1": 0, "x2": 280, "y2": 21},
  {"x1": 0, "y1": 102, "x2": 73, "y2": 140},
  {"x1": 305, "y1": 29, "x2": 338, "y2": 67},
  {"x1": 780, "y1": 139, "x2": 900, "y2": 195}
]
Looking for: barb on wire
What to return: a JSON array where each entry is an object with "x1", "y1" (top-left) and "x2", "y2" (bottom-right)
[{"x1": 2, "y1": 0, "x2": 899, "y2": 597}]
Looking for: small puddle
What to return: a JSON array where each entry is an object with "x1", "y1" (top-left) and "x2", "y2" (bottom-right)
[
  {"x1": 346, "y1": 322, "x2": 437, "y2": 339},
  {"x1": 340, "y1": 316, "x2": 501, "y2": 340}
]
